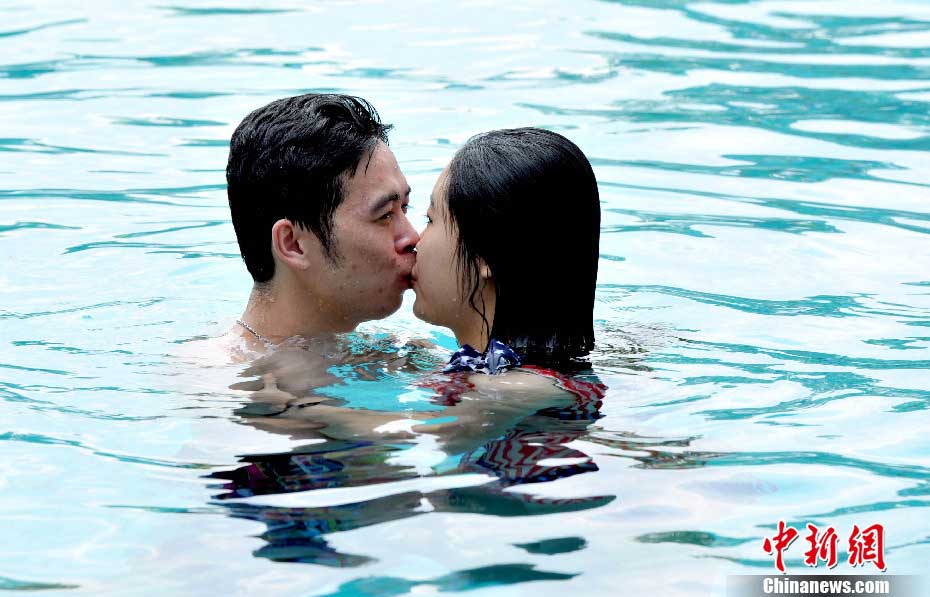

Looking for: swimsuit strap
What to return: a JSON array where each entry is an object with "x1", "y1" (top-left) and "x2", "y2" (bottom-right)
[{"x1": 443, "y1": 339, "x2": 521, "y2": 375}]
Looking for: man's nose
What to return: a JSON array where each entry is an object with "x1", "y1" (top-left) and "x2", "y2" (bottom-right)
[{"x1": 396, "y1": 213, "x2": 420, "y2": 254}]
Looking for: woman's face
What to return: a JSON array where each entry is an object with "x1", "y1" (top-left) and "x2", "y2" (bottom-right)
[{"x1": 411, "y1": 169, "x2": 467, "y2": 329}]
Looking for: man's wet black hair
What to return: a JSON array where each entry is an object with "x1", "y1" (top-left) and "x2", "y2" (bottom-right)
[
  {"x1": 226, "y1": 93, "x2": 392, "y2": 283},
  {"x1": 445, "y1": 127, "x2": 601, "y2": 366}
]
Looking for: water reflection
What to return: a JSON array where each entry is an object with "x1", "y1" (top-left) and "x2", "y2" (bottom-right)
[
  {"x1": 207, "y1": 340, "x2": 618, "y2": 566},
  {"x1": 317, "y1": 563, "x2": 578, "y2": 596}
]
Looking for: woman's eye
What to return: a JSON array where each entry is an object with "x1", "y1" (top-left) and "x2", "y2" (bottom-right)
[{"x1": 425, "y1": 216, "x2": 432, "y2": 224}]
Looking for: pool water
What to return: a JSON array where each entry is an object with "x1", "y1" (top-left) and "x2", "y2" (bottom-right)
[{"x1": 2, "y1": 1, "x2": 929, "y2": 595}]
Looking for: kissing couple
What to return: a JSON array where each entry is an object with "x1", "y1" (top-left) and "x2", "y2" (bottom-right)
[{"x1": 227, "y1": 93, "x2": 600, "y2": 386}]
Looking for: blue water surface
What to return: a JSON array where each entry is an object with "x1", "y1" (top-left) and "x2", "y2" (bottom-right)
[{"x1": 1, "y1": 1, "x2": 929, "y2": 595}]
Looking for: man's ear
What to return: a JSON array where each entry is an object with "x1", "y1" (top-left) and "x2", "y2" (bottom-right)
[{"x1": 271, "y1": 219, "x2": 317, "y2": 271}]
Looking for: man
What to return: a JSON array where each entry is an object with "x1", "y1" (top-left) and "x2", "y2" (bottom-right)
[{"x1": 226, "y1": 93, "x2": 419, "y2": 347}]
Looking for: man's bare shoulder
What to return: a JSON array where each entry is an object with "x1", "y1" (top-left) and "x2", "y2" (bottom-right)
[{"x1": 175, "y1": 329, "x2": 264, "y2": 366}]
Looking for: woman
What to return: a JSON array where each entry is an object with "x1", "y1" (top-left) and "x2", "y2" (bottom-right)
[{"x1": 412, "y1": 127, "x2": 601, "y2": 374}]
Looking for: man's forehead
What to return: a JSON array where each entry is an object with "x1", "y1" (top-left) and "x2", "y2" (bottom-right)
[{"x1": 341, "y1": 143, "x2": 408, "y2": 208}]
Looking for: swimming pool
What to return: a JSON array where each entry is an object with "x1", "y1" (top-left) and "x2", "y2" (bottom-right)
[{"x1": 1, "y1": 0, "x2": 929, "y2": 594}]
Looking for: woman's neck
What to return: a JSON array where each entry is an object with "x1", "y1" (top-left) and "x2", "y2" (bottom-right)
[
  {"x1": 452, "y1": 281, "x2": 496, "y2": 352},
  {"x1": 454, "y1": 324, "x2": 489, "y2": 353}
]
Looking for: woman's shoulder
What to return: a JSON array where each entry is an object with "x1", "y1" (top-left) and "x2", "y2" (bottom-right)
[{"x1": 466, "y1": 368, "x2": 567, "y2": 396}]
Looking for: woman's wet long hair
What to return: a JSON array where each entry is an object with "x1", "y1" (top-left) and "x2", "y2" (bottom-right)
[{"x1": 444, "y1": 127, "x2": 601, "y2": 368}]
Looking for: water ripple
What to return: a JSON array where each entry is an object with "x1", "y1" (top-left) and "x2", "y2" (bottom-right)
[
  {"x1": 0, "y1": 185, "x2": 224, "y2": 206},
  {"x1": 0, "y1": 18, "x2": 85, "y2": 39},
  {"x1": 601, "y1": 285, "x2": 868, "y2": 317},
  {"x1": 0, "y1": 137, "x2": 166, "y2": 156},
  {"x1": 63, "y1": 240, "x2": 233, "y2": 255},
  {"x1": 0, "y1": 576, "x2": 79, "y2": 591},
  {"x1": 158, "y1": 6, "x2": 302, "y2": 17},
  {"x1": 318, "y1": 564, "x2": 577, "y2": 595},
  {"x1": 595, "y1": 51, "x2": 930, "y2": 81},
  {"x1": 0, "y1": 298, "x2": 166, "y2": 320},
  {"x1": 0, "y1": 221, "x2": 80, "y2": 235},
  {"x1": 600, "y1": 181, "x2": 930, "y2": 236},
  {"x1": 599, "y1": 0, "x2": 930, "y2": 60},
  {"x1": 683, "y1": 339, "x2": 930, "y2": 370},
  {"x1": 620, "y1": 448, "x2": 930, "y2": 482},
  {"x1": 110, "y1": 116, "x2": 226, "y2": 128},
  {"x1": 603, "y1": 208, "x2": 840, "y2": 237},
  {"x1": 0, "y1": 385, "x2": 163, "y2": 422},
  {"x1": 636, "y1": 530, "x2": 755, "y2": 548},
  {"x1": 0, "y1": 431, "x2": 214, "y2": 469},
  {"x1": 597, "y1": 84, "x2": 929, "y2": 151}
]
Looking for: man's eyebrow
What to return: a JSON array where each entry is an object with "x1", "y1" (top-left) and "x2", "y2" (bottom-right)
[{"x1": 370, "y1": 187, "x2": 411, "y2": 214}]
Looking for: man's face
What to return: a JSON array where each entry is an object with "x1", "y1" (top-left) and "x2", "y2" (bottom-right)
[{"x1": 307, "y1": 141, "x2": 419, "y2": 327}]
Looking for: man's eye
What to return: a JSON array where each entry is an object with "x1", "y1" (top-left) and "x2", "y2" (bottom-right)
[{"x1": 401, "y1": 203, "x2": 410, "y2": 214}]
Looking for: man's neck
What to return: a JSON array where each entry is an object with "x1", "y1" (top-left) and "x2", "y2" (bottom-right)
[{"x1": 238, "y1": 280, "x2": 356, "y2": 342}]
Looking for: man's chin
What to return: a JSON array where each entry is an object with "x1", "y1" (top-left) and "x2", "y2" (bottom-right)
[{"x1": 359, "y1": 294, "x2": 404, "y2": 323}]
